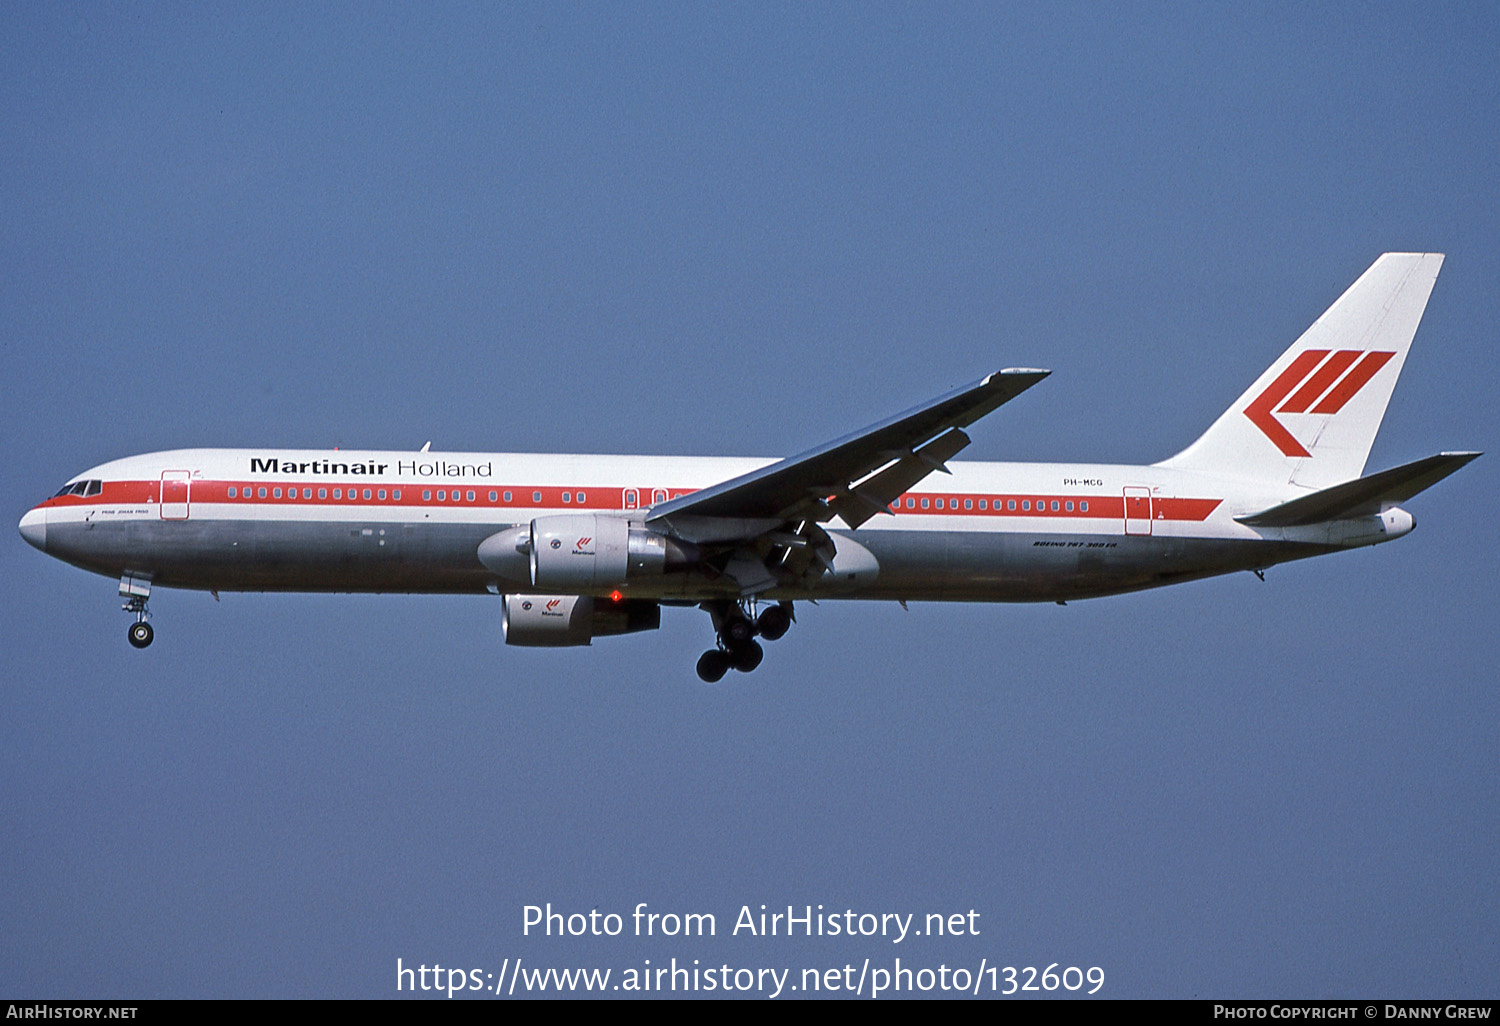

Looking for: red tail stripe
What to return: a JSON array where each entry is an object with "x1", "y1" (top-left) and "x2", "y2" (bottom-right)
[
  {"x1": 1244, "y1": 350, "x2": 1327, "y2": 458},
  {"x1": 1278, "y1": 349, "x2": 1360, "y2": 414},
  {"x1": 1310, "y1": 350, "x2": 1395, "y2": 414}
]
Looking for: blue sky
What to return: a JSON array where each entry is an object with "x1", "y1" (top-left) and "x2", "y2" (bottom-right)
[{"x1": 3, "y1": 3, "x2": 1496, "y2": 998}]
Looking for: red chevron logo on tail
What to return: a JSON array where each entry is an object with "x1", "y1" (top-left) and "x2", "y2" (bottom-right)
[{"x1": 1244, "y1": 349, "x2": 1396, "y2": 457}]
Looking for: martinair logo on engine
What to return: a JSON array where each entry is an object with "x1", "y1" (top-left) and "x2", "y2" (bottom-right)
[
  {"x1": 573, "y1": 536, "x2": 594, "y2": 555},
  {"x1": 543, "y1": 598, "x2": 563, "y2": 617},
  {"x1": 1244, "y1": 349, "x2": 1396, "y2": 457}
]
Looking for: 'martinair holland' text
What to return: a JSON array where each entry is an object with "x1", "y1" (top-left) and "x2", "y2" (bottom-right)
[{"x1": 248, "y1": 458, "x2": 494, "y2": 478}]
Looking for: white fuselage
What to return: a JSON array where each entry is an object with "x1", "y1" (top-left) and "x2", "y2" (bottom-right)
[{"x1": 20, "y1": 446, "x2": 1410, "y2": 604}]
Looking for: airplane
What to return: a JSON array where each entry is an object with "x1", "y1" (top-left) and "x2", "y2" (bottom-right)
[{"x1": 18, "y1": 253, "x2": 1478, "y2": 682}]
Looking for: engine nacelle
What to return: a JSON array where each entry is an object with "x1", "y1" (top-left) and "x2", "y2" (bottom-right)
[
  {"x1": 528, "y1": 514, "x2": 691, "y2": 591},
  {"x1": 502, "y1": 594, "x2": 661, "y2": 647}
]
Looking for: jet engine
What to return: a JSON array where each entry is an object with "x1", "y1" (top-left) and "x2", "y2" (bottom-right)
[
  {"x1": 526, "y1": 514, "x2": 695, "y2": 591},
  {"x1": 502, "y1": 593, "x2": 661, "y2": 647}
]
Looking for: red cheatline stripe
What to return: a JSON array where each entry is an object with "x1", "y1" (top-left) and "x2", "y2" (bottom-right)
[
  {"x1": 1278, "y1": 349, "x2": 1361, "y2": 414},
  {"x1": 39, "y1": 481, "x2": 1223, "y2": 522},
  {"x1": 1244, "y1": 350, "x2": 1328, "y2": 458},
  {"x1": 1311, "y1": 350, "x2": 1395, "y2": 414}
]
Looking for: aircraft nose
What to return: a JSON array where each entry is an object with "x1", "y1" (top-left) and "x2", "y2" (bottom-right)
[{"x1": 18, "y1": 507, "x2": 47, "y2": 552}]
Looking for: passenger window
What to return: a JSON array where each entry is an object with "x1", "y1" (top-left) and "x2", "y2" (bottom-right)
[
  {"x1": 272, "y1": 488, "x2": 281, "y2": 498},
  {"x1": 361, "y1": 489, "x2": 370, "y2": 500},
  {"x1": 1080, "y1": 501, "x2": 1089, "y2": 512},
  {"x1": 1008, "y1": 500, "x2": 1016, "y2": 511},
  {"x1": 333, "y1": 489, "x2": 341, "y2": 499},
  {"x1": 378, "y1": 490, "x2": 386, "y2": 500},
  {"x1": 503, "y1": 491, "x2": 512, "y2": 503},
  {"x1": 1052, "y1": 501, "x2": 1060, "y2": 511},
  {"x1": 319, "y1": 488, "x2": 327, "y2": 499},
  {"x1": 905, "y1": 498, "x2": 915, "y2": 509},
  {"x1": 562, "y1": 491, "x2": 571, "y2": 503},
  {"x1": 466, "y1": 490, "x2": 475, "y2": 501},
  {"x1": 228, "y1": 487, "x2": 237, "y2": 498},
  {"x1": 533, "y1": 491, "x2": 541, "y2": 503},
  {"x1": 258, "y1": 487, "x2": 267, "y2": 498},
  {"x1": 965, "y1": 499, "x2": 973, "y2": 510},
  {"x1": 489, "y1": 491, "x2": 497, "y2": 502},
  {"x1": 577, "y1": 491, "x2": 585, "y2": 503},
  {"x1": 1022, "y1": 500, "x2": 1030, "y2": 511},
  {"x1": 393, "y1": 490, "x2": 401, "y2": 501},
  {"x1": 921, "y1": 498, "x2": 930, "y2": 509},
  {"x1": 1066, "y1": 501, "x2": 1074, "y2": 511},
  {"x1": 303, "y1": 488, "x2": 311, "y2": 499},
  {"x1": 437, "y1": 490, "x2": 445, "y2": 501}
]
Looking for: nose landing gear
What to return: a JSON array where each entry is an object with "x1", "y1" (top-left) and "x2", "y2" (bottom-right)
[
  {"x1": 120, "y1": 572, "x2": 153, "y2": 649},
  {"x1": 695, "y1": 600, "x2": 792, "y2": 682}
]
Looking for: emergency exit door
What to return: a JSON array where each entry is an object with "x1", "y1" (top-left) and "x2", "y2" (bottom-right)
[
  {"x1": 160, "y1": 471, "x2": 191, "y2": 520},
  {"x1": 1123, "y1": 487, "x2": 1151, "y2": 536}
]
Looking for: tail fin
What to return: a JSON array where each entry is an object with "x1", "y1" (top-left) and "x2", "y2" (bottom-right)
[{"x1": 1159, "y1": 253, "x2": 1444, "y2": 490}]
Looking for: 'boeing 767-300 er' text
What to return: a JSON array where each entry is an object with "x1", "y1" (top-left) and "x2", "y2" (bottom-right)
[{"x1": 20, "y1": 253, "x2": 1479, "y2": 681}]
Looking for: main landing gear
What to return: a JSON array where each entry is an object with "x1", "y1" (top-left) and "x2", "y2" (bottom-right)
[
  {"x1": 120, "y1": 572, "x2": 153, "y2": 649},
  {"x1": 695, "y1": 600, "x2": 794, "y2": 683}
]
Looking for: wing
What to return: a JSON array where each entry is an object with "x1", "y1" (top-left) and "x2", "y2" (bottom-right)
[{"x1": 644, "y1": 369, "x2": 1048, "y2": 592}]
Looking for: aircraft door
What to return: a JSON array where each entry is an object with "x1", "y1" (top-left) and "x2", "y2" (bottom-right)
[
  {"x1": 1123, "y1": 486, "x2": 1151, "y2": 536},
  {"x1": 160, "y1": 471, "x2": 191, "y2": 520},
  {"x1": 623, "y1": 488, "x2": 640, "y2": 510}
]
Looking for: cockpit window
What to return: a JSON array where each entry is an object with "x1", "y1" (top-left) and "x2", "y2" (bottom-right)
[{"x1": 52, "y1": 480, "x2": 102, "y2": 497}]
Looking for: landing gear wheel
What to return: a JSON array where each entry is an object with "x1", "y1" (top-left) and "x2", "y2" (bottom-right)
[
  {"x1": 722, "y1": 617, "x2": 755, "y2": 646},
  {"x1": 756, "y1": 604, "x2": 792, "y2": 641},
  {"x1": 729, "y1": 639, "x2": 764, "y2": 673},
  {"x1": 128, "y1": 621, "x2": 154, "y2": 649},
  {"x1": 696, "y1": 650, "x2": 730, "y2": 683}
]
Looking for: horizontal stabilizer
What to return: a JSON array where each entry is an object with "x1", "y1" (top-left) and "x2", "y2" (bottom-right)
[{"x1": 1236, "y1": 451, "x2": 1480, "y2": 527}]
